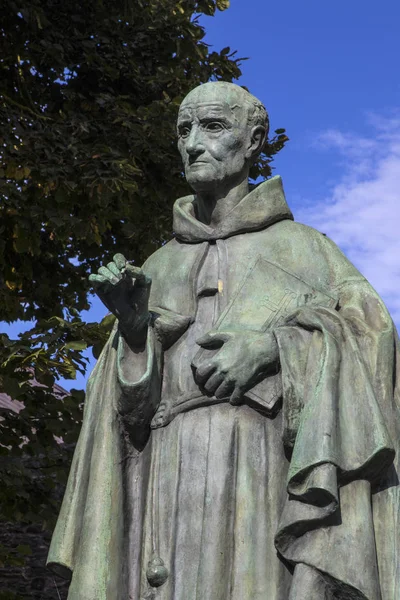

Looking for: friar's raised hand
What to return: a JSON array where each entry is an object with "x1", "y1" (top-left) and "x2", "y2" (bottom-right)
[{"x1": 89, "y1": 253, "x2": 151, "y2": 348}]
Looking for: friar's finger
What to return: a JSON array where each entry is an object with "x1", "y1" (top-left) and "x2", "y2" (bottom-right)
[
  {"x1": 214, "y1": 379, "x2": 234, "y2": 400},
  {"x1": 113, "y1": 253, "x2": 126, "y2": 270},
  {"x1": 196, "y1": 330, "x2": 231, "y2": 349},
  {"x1": 107, "y1": 262, "x2": 121, "y2": 278},
  {"x1": 230, "y1": 385, "x2": 245, "y2": 406},
  {"x1": 124, "y1": 263, "x2": 152, "y2": 286},
  {"x1": 89, "y1": 274, "x2": 114, "y2": 291},
  {"x1": 194, "y1": 361, "x2": 216, "y2": 385},
  {"x1": 98, "y1": 266, "x2": 120, "y2": 284},
  {"x1": 89, "y1": 274, "x2": 108, "y2": 284},
  {"x1": 203, "y1": 371, "x2": 224, "y2": 395}
]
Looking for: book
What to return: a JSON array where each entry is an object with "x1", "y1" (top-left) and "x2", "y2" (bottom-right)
[{"x1": 192, "y1": 256, "x2": 338, "y2": 415}]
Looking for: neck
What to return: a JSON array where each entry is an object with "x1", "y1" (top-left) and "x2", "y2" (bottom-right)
[{"x1": 194, "y1": 176, "x2": 249, "y2": 228}]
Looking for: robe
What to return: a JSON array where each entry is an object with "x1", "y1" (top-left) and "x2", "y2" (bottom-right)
[{"x1": 47, "y1": 176, "x2": 400, "y2": 600}]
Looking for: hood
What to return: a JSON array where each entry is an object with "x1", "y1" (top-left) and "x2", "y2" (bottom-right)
[{"x1": 173, "y1": 175, "x2": 293, "y2": 243}]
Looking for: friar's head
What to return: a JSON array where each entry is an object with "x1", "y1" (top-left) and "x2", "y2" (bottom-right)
[{"x1": 177, "y1": 81, "x2": 269, "y2": 195}]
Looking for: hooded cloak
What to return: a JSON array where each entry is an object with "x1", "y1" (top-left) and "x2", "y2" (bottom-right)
[{"x1": 48, "y1": 176, "x2": 400, "y2": 600}]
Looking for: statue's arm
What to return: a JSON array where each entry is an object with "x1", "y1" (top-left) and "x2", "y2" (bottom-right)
[
  {"x1": 89, "y1": 253, "x2": 162, "y2": 429},
  {"x1": 115, "y1": 323, "x2": 162, "y2": 429}
]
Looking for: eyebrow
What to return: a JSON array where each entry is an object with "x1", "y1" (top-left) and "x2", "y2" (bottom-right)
[
  {"x1": 177, "y1": 117, "x2": 192, "y2": 128},
  {"x1": 177, "y1": 112, "x2": 231, "y2": 122},
  {"x1": 199, "y1": 115, "x2": 231, "y2": 125}
]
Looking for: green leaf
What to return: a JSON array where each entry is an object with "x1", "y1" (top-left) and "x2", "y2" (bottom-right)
[
  {"x1": 99, "y1": 313, "x2": 116, "y2": 330},
  {"x1": 216, "y1": 0, "x2": 230, "y2": 10},
  {"x1": 65, "y1": 341, "x2": 88, "y2": 351},
  {"x1": 16, "y1": 544, "x2": 32, "y2": 556},
  {"x1": 1, "y1": 376, "x2": 22, "y2": 399}
]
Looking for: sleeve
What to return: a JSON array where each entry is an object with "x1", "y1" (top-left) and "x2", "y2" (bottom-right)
[
  {"x1": 115, "y1": 324, "x2": 163, "y2": 432},
  {"x1": 114, "y1": 306, "x2": 193, "y2": 434}
]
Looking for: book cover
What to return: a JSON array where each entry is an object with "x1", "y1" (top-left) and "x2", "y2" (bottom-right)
[{"x1": 193, "y1": 256, "x2": 338, "y2": 415}]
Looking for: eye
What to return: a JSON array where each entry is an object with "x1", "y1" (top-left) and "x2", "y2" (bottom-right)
[
  {"x1": 178, "y1": 125, "x2": 191, "y2": 138},
  {"x1": 204, "y1": 121, "x2": 224, "y2": 132}
]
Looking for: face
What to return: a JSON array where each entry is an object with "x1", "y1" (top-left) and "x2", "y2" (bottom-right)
[{"x1": 177, "y1": 94, "x2": 252, "y2": 194}]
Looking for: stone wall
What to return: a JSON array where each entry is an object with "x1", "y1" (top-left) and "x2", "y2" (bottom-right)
[
  {"x1": 0, "y1": 388, "x2": 71, "y2": 598},
  {"x1": 0, "y1": 521, "x2": 69, "y2": 599}
]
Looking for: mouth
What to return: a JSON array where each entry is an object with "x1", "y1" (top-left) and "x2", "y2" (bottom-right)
[{"x1": 188, "y1": 161, "x2": 208, "y2": 167}]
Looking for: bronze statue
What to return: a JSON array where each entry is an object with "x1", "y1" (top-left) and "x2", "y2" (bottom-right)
[{"x1": 48, "y1": 82, "x2": 400, "y2": 600}]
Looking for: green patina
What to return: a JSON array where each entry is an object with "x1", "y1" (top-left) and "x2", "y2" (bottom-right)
[{"x1": 48, "y1": 82, "x2": 400, "y2": 600}]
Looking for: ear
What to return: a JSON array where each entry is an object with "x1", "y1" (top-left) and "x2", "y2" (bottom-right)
[{"x1": 245, "y1": 125, "x2": 266, "y2": 161}]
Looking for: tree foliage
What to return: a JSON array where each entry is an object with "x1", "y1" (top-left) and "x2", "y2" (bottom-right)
[{"x1": 0, "y1": 0, "x2": 288, "y2": 542}]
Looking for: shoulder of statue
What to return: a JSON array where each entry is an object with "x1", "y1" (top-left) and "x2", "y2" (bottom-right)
[
  {"x1": 267, "y1": 218, "x2": 329, "y2": 246},
  {"x1": 141, "y1": 237, "x2": 179, "y2": 271}
]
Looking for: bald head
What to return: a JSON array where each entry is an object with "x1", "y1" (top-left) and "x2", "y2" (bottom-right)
[{"x1": 179, "y1": 82, "x2": 269, "y2": 142}]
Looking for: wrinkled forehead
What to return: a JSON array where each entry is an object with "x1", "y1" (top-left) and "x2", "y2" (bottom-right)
[
  {"x1": 178, "y1": 102, "x2": 236, "y2": 122},
  {"x1": 178, "y1": 87, "x2": 247, "y2": 125}
]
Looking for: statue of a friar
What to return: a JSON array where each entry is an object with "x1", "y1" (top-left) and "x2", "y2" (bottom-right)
[{"x1": 47, "y1": 82, "x2": 400, "y2": 600}]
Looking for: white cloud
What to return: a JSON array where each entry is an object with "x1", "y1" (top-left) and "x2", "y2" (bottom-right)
[{"x1": 297, "y1": 114, "x2": 400, "y2": 326}]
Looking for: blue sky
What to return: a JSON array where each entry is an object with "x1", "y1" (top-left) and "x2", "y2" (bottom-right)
[
  {"x1": 4, "y1": 1, "x2": 400, "y2": 390},
  {"x1": 202, "y1": 0, "x2": 400, "y2": 320},
  {"x1": 202, "y1": 1, "x2": 400, "y2": 205}
]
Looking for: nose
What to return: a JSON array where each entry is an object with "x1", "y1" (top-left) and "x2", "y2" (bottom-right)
[{"x1": 185, "y1": 126, "x2": 205, "y2": 158}]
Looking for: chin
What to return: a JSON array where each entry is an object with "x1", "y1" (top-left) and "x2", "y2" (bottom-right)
[{"x1": 186, "y1": 175, "x2": 218, "y2": 193}]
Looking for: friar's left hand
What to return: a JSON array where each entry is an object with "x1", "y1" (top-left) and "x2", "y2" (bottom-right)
[{"x1": 192, "y1": 329, "x2": 280, "y2": 405}]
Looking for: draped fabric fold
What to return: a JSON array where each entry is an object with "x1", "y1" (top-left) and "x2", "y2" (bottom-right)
[
  {"x1": 275, "y1": 298, "x2": 400, "y2": 600},
  {"x1": 47, "y1": 177, "x2": 400, "y2": 599},
  {"x1": 47, "y1": 332, "x2": 127, "y2": 600}
]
